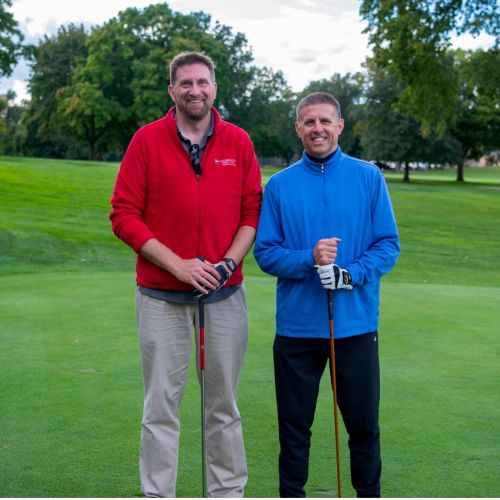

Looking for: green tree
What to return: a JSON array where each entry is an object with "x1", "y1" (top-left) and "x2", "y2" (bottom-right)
[
  {"x1": 0, "y1": 0, "x2": 24, "y2": 77},
  {"x1": 356, "y1": 66, "x2": 460, "y2": 182},
  {"x1": 229, "y1": 67, "x2": 298, "y2": 163},
  {"x1": 299, "y1": 73, "x2": 365, "y2": 157},
  {"x1": 56, "y1": 3, "x2": 256, "y2": 159},
  {"x1": 451, "y1": 48, "x2": 500, "y2": 180},
  {"x1": 360, "y1": 0, "x2": 499, "y2": 137},
  {"x1": 209, "y1": 21, "x2": 255, "y2": 120},
  {"x1": 57, "y1": 81, "x2": 125, "y2": 160},
  {"x1": 20, "y1": 24, "x2": 88, "y2": 158},
  {"x1": 56, "y1": 17, "x2": 135, "y2": 159},
  {"x1": 0, "y1": 93, "x2": 6, "y2": 135},
  {"x1": 0, "y1": 90, "x2": 24, "y2": 154}
]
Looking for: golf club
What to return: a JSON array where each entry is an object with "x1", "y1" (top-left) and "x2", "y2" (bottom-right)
[
  {"x1": 198, "y1": 296, "x2": 207, "y2": 498},
  {"x1": 327, "y1": 289, "x2": 342, "y2": 498}
]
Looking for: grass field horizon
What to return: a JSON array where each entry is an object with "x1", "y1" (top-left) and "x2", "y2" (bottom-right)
[{"x1": 1, "y1": 156, "x2": 499, "y2": 497}]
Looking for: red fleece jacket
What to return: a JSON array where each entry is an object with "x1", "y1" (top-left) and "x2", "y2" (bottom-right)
[{"x1": 110, "y1": 107, "x2": 262, "y2": 290}]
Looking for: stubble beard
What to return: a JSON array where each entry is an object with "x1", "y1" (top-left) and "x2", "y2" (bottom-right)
[{"x1": 177, "y1": 100, "x2": 211, "y2": 122}]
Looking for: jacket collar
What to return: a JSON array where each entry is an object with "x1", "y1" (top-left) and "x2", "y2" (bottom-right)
[
  {"x1": 301, "y1": 146, "x2": 343, "y2": 174},
  {"x1": 165, "y1": 106, "x2": 223, "y2": 136}
]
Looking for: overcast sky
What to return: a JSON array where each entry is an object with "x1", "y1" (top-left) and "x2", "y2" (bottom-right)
[{"x1": 2, "y1": 0, "x2": 495, "y2": 101}]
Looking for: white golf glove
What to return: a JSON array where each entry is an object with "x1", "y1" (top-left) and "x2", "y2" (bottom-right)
[{"x1": 316, "y1": 263, "x2": 353, "y2": 290}]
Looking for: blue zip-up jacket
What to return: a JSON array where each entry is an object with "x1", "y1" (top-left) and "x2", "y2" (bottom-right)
[{"x1": 254, "y1": 147, "x2": 400, "y2": 339}]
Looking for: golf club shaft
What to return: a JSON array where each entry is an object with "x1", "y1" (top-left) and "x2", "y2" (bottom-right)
[
  {"x1": 327, "y1": 290, "x2": 342, "y2": 498},
  {"x1": 199, "y1": 300, "x2": 207, "y2": 498}
]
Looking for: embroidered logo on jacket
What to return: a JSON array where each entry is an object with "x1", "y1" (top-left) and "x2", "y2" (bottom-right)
[{"x1": 214, "y1": 158, "x2": 237, "y2": 167}]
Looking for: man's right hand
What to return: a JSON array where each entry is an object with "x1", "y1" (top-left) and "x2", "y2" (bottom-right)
[
  {"x1": 171, "y1": 257, "x2": 222, "y2": 294},
  {"x1": 313, "y1": 237, "x2": 341, "y2": 265},
  {"x1": 139, "y1": 239, "x2": 223, "y2": 293}
]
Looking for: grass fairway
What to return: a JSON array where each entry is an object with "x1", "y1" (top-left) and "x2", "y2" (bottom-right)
[{"x1": 1, "y1": 156, "x2": 499, "y2": 497}]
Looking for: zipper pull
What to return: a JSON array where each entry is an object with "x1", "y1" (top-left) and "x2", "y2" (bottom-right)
[{"x1": 190, "y1": 144, "x2": 202, "y2": 180}]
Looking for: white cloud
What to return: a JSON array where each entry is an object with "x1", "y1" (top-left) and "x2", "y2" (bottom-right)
[
  {"x1": 2, "y1": 0, "x2": 496, "y2": 102},
  {"x1": 11, "y1": 0, "x2": 154, "y2": 36},
  {"x1": 0, "y1": 58, "x2": 30, "y2": 102},
  {"x1": 11, "y1": 80, "x2": 28, "y2": 101},
  {"x1": 451, "y1": 32, "x2": 497, "y2": 51},
  {"x1": 225, "y1": 5, "x2": 369, "y2": 90},
  {"x1": 169, "y1": 0, "x2": 285, "y2": 20}
]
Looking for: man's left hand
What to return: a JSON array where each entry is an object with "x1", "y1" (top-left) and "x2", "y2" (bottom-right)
[
  {"x1": 316, "y1": 263, "x2": 353, "y2": 290},
  {"x1": 194, "y1": 261, "x2": 231, "y2": 299}
]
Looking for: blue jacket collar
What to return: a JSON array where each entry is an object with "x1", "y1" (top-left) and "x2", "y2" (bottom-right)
[{"x1": 301, "y1": 146, "x2": 343, "y2": 174}]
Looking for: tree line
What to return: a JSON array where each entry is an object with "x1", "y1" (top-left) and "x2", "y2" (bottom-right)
[{"x1": 0, "y1": 1, "x2": 499, "y2": 181}]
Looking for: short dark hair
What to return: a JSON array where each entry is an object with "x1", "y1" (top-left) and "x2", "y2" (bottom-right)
[
  {"x1": 296, "y1": 92, "x2": 341, "y2": 121},
  {"x1": 169, "y1": 51, "x2": 216, "y2": 84}
]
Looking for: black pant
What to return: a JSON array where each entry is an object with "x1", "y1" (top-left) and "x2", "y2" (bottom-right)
[{"x1": 273, "y1": 333, "x2": 381, "y2": 498}]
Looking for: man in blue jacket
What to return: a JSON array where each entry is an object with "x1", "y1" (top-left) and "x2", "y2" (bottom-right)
[{"x1": 254, "y1": 92, "x2": 400, "y2": 498}]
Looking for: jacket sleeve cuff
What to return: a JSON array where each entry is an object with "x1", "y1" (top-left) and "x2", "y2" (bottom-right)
[{"x1": 115, "y1": 218, "x2": 156, "y2": 254}]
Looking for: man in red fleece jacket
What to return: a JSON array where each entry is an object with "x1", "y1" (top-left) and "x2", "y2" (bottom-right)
[{"x1": 110, "y1": 51, "x2": 262, "y2": 498}]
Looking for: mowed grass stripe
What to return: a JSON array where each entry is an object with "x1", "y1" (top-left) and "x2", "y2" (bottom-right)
[{"x1": 2, "y1": 157, "x2": 500, "y2": 285}]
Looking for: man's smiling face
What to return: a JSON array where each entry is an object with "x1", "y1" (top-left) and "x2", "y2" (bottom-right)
[
  {"x1": 168, "y1": 63, "x2": 217, "y2": 122},
  {"x1": 295, "y1": 103, "x2": 344, "y2": 159}
]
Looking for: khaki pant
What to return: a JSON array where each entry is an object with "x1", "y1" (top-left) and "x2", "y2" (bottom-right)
[{"x1": 136, "y1": 287, "x2": 248, "y2": 498}]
